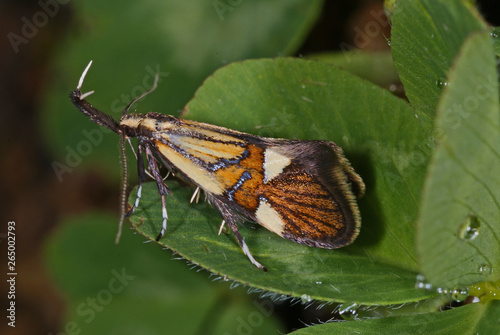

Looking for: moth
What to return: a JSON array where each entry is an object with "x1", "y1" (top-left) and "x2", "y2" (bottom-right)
[{"x1": 70, "y1": 61, "x2": 365, "y2": 271}]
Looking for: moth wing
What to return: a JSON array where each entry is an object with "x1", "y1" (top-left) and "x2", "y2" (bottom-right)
[{"x1": 255, "y1": 141, "x2": 362, "y2": 249}]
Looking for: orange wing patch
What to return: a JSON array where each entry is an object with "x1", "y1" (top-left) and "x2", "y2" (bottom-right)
[
  {"x1": 257, "y1": 164, "x2": 356, "y2": 249},
  {"x1": 215, "y1": 144, "x2": 264, "y2": 211}
]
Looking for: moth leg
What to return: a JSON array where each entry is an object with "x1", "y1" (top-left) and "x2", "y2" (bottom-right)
[
  {"x1": 218, "y1": 220, "x2": 226, "y2": 235},
  {"x1": 144, "y1": 145, "x2": 170, "y2": 241},
  {"x1": 210, "y1": 198, "x2": 267, "y2": 271},
  {"x1": 126, "y1": 144, "x2": 146, "y2": 218},
  {"x1": 190, "y1": 186, "x2": 201, "y2": 204},
  {"x1": 228, "y1": 219, "x2": 267, "y2": 271}
]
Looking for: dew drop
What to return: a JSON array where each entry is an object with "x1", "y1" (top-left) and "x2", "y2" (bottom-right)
[
  {"x1": 491, "y1": 27, "x2": 498, "y2": 39},
  {"x1": 387, "y1": 38, "x2": 391, "y2": 47},
  {"x1": 300, "y1": 294, "x2": 312, "y2": 303},
  {"x1": 469, "y1": 281, "x2": 500, "y2": 303},
  {"x1": 315, "y1": 281, "x2": 322, "y2": 285},
  {"x1": 457, "y1": 214, "x2": 480, "y2": 241},
  {"x1": 451, "y1": 285, "x2": 469, "y2": 302},
  {"x1": 436, "y1": 287, "x2": 449, "y2": 295},
  {"x1": 436, "y1": 78, "x2": 448, "y2": 89},
  {"x1": 338, "y1": 302, "x2": 359, "y2": 321},
  {"x1": 415, "y1": 274, "x2": 433, "y2": 290},
  {"x1": 479, "y1": 264, "x2": 493, "y2": 276},
  {"x1": 415, "y1": 274, "x2": 425, "y2": 289}
]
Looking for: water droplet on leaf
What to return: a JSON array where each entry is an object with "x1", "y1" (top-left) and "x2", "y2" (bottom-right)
[
  {"x1": 457, "y1": 214, "x2": 480, "y2": 241},
  {"x1": 469, "y1": 281, "x2": 500, "y2": 303},
  {"x1": 300, "y1": 294, "x2": 312, "y2": 303},
  {"x1": 491, "y1": 27, "x2": 498, "y2": 39},
  {"x1": 479, "y1": 264, "x2": 493, "y2": 276},
  {"x1": 415, "y1": 274, "x2": 433, "y2": 290},
  {"x1": 339, "y1": 302, "x2": 359, "y2": 321},
  {"x1": 436, "y1": 287, "x2": 449, "y2": 294},
  {"x1": 436, "y1": 78, "x2": 448, "y2": 89},
  {"x1": 451, "y1": 285, "x2": 469, "y2": 302}
]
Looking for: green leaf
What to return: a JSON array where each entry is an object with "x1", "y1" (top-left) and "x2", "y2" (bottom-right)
[
  {"x1": 493, "y1": 27, "x2": 500, "y2": 57},
  {"x1": 289, "y1": 301, "x2": 500, "y2": 335},
  {"x1": 44, "y1": 213, "x2": 284, "y2": 334},
  {"x1": 128, "y1": 57, "x2": 437, "y2": 305},
  {"x1": 417, "y1": 31, "x2": 500, "y2": 288},
  {"x1": 42, "y1": 0, "x2": 322, "y2": 181},
  {"x1": 308, "y1": 51, "x2": 400, "y2": 88},
  {"x1": 391, "y1": 0, "x2": 487, "y2": 122}
]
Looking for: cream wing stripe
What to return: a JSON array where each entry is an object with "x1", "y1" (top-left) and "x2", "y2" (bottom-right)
[
  {"x1": 255, "y1": 200, "x2": 284, "y2": 235},
  {"x1": 263, "y1": 148, "x2": 291, "y2": 183},
  {"x1": 156, "y1": 145, "x2": 224, "y2": 195}
]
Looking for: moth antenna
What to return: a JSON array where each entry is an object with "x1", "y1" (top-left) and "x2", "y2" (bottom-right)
[
  {"x1": 77, "y1": 60, "x2": 93, "y2": 89},
  {"x1": 77, "y1": 60, "x2": 95, "y2": 100},
  {"x1": 123, "y1": 72, "x2": 160, "y2": 115},
  {"x1": 116, "y1": 134, "x2": 128, "y2": 244}
]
